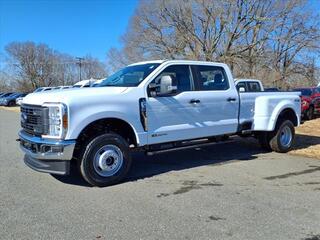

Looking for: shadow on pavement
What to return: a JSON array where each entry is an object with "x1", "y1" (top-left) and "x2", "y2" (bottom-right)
[
  {"x1": 52, "y1": 137, "x2": 265, "y2": 187},
  {"x1": 293, "y1": 134, "x2": 320, "y2": 150}
]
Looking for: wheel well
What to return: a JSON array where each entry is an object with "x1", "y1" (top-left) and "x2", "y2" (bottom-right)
[
  {"x1": 73, "y1": 118, "x2": 137, "y2": 160},
  {"x1": 278, "y1": 108, "x2": 298, "y2": 126}
]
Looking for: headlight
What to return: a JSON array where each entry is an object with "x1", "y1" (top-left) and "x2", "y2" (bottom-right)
[
  {"x1": 42, "y1": 103, "x2": 68, "y2": 139},
  {"x1": 302, "y1": 100, "x2": 308, "y2": 106}
]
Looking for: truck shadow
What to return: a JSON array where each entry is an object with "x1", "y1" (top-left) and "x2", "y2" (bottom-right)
[
  {"x1": 52, "y1": 134, "x2": 320, "y2": 187},
  {"x1": 52, "y1": 137, "x2": 263, "y2": 187},
  {"x1": 292, "y1": 134, "x2": 320, "y2": 151},
  {"x1": 127, "y1": 138, "x2": 262, "y2": 182}
]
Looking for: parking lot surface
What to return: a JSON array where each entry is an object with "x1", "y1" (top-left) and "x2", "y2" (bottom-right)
[{"x1": 1, "y1": 108, "x2": 320, "y2": 240}]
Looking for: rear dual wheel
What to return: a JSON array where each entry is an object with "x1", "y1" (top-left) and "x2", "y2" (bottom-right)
[{"x1": 257, "y1": 120, "x2": 295, "y2": 153}]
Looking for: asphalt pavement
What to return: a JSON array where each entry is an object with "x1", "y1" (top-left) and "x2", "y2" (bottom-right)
[{"x1": 0, "y1": 108, "x2": 320, "y2": 240}]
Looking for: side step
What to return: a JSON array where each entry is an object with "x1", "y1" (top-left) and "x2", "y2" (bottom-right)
[{"x1": 146, "y1": 138, "x2": 234, "y2": 156}]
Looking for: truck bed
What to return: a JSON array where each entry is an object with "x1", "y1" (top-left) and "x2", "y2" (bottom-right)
[{"x1": 239, "y1": 91, "x2": 301, "y2": 131}]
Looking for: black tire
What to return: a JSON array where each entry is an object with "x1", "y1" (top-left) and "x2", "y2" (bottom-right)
[
  {"x1": 306, "y1": 106, "x2": 314, "y2": 120},
  {"x1": 256, "y1": 132, "x2": 272, "y2": 151},
  {"x1": 269, "y1": 120, "x2": 295, "y2": 153},
  {"x1": 8, "y1": 101, "x2": 15, "y2": 107},
  {"x1": 79, "y1": 133, "x2": 132, "y2": 187}
]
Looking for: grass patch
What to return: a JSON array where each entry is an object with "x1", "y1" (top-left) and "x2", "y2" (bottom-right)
[{"x1": 0, "y1": 106, "x2": 20, "y2": 112}]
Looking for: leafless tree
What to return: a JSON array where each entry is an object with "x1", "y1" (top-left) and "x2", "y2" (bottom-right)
[
  {"x1": 107, "y1": 0, "x2": 320, "y2": 87},
  {"x1": 4, "y1": 42, "x2": 107, "y2": 91}
]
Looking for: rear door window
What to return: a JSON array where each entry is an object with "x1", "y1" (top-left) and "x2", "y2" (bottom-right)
[{"x1": 193, "y1": 65, "x2": 229, "y2": 91}]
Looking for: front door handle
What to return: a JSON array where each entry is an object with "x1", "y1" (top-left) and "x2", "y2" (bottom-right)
[
  {"x1": 190, "y1": 99, "x2": 201, "y2": 104},
  {"x1": 227, "y1": 97, "x2": 236, "y2": 102}
]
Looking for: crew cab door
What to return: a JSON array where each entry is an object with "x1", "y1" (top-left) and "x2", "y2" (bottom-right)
[
  {"x1": 190, "y1": 65, "x2": 239, "y2": 136},
  {"x1": 146, "y1": 65, "x2": 201, "y2": 144},
  {"x1": 146, "y1": 64, "x2": 239, "y2": 145}
]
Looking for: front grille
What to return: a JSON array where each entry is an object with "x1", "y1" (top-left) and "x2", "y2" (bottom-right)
[{"x1": 21, "y1": 104, "x2": 48, "y2": 136}]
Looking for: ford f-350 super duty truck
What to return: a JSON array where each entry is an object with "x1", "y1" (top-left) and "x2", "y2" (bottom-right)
[{"x1": 18, "y1": 60, "x2": 301, "y2": 186}]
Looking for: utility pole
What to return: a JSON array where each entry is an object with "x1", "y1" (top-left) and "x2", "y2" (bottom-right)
[{"x1": 76, "y1": 57, "x2": 84, "y2": 81}]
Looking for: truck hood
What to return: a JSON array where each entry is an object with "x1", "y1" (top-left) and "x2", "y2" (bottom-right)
[{"x1": 22, "y1": 87, "x2": 128, "y2": 106}]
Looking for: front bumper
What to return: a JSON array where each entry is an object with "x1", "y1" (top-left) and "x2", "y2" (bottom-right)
[{"x1": 18, "y1": 130, "x2": 76, "y2": 175}]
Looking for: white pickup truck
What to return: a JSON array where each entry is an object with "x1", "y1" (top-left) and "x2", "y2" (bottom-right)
[{"x1": 18, "y1": 60, "x2": 301, "y2": 186}]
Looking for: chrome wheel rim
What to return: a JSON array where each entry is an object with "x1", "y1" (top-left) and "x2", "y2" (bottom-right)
[
  {"x1": 93, "y1": 145, "x2": 123, "y2": 177},
  {"x1": 280, "y1": 126, "x2": 292, "y2": 147}
]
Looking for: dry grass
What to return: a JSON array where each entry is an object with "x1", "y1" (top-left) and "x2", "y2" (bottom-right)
[
  {"x1": 0, "y1": 106, "x2": 20, "y2": 112},
  {"x1": 290, "y1": 118, "x2": 320, "y2": 159}
]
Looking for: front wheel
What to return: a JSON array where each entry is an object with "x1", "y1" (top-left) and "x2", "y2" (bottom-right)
[
  {"x1": 269, "y1": 120, "x2": 295, "y2": 153},
  {"x1": 79, "y1": 133, "x2": 132, "y2": 187},
  {"x1": 8, "y1": 101, "x2": 15, "y2": 107}
]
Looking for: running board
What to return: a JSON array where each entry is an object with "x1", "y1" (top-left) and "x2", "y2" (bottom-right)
[{"x1": 146, "y1": 139, "x2": 234, "y2": 156}]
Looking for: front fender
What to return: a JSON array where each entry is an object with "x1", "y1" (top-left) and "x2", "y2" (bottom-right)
[{"x1": 65, "y1": 105, "x2": 145, "y2": 145}]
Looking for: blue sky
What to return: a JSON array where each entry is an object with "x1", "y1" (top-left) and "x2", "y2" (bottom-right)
[
  {"x1": 0, "y1": 0, "x2": 138, "y2": 63},
  {"x1": 0, "y1": 0, "x2": 319, "y2": 66}
]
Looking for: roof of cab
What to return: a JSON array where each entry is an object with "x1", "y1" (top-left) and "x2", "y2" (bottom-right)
[
  {"x1": 234, "y1": 78, "x2": 262, "y2": 82},
  {"x1": 128, "y1": 59, "x2": 226, "y2": 66}
]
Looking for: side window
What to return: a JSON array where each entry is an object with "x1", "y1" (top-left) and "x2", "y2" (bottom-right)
[
  {"x1": 236, "y1": 82, "x2": 247, "y2": 92},
  {"x1": 195, "y1": 65, "x2": 229, "y2": 91},
  {"x1": 151, "y1": 65, "x2": 192, "y2": 93},
  {"x1": 247, "y1": 82, "x2": 261, "y2": 92}
]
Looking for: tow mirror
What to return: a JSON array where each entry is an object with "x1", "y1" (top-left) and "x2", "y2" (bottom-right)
[
  {"x1": 158, "y1": 75, "x2": 177, "y2": 95},
  {"x1": 239, "y1": 87, "x2": 246, "y2": 93}
]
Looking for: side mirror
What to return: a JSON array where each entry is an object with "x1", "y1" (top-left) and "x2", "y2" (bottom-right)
[
  {"x1": 239, "y1": 87, "x2": 246, "y2": 93},
  {"x1": 158, "y1": 75, "x2": 177, "y2": 95}
]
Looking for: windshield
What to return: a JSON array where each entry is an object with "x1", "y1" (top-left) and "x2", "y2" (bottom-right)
[
  {"x1": 294, "y1": 88, "x2": 312, "y2": 96},
  {"x1": 9, "y1": 93, "x2": 20, "y2": 97},
  {"x1": 98, "y1": 63, "x2": 160, "y2": 87},
  {"x1": 2, "y1": 93, "x2": 14, "y2": 97}
]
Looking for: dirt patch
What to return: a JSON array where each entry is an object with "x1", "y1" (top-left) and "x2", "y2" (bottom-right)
[
  {"x1": 157, "y1": 180, "x2": 223, "y2": 198},
  {"x1": 290, "y1": 118, "x2": 320, "y2": 159},
  {"x1": 264, "y1": 166, "x2": 320, "y2": 180},
  {"x1": 303, "y1": 235, "x2": 320, "y2": 240},
  {"x1": 0, "y1": 106, "x2": 20, "y2": 112},
  {"x1": 208, "y1": 216, "x2": 226, "y2": 221}
]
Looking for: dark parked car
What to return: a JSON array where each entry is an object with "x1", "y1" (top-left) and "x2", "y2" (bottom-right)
[
  {"x1": 0, "y1": 92, "x2": 15, "y2": 98},
  {"x1": 0, "y1": 93, "x2": 27, "y2": 106}
]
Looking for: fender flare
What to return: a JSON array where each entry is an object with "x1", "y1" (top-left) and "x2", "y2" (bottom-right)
[
  {"x1": 268, "y1": 101, "x2": 299, "y2": 131},
  {"x1": 68, "y1": 111, "x2": 141, "y2": 145}
]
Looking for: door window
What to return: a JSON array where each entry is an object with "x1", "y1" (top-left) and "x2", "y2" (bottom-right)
[
  {"x1": 151, "y1": 65, "x2": 192, "y2": 93},
  {"x1": 236, "y1": 82, "x2": 247, "y2": 92},
  {"x1": 194, "y1": 66, "x2": 229, "y2": 91}
]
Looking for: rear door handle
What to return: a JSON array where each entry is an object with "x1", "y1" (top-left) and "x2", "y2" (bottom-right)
[
  {"x1": 190, "y1": 99, "x2": 201, "y2": 104},
  {"x1": 227, "y1": 97, "x2": 236, "y2": 102}
]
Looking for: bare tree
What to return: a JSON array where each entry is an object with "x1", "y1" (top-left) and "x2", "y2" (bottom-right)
[
  {"x1": 107, "y1": 0, "x2": 320, "y2": 87},
  {"x1": 80, "y1": 55, "x2": 107, "y2": 80},
  {"x1": 4, "y1": 42, "x2": 107, "y2": 91}
]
